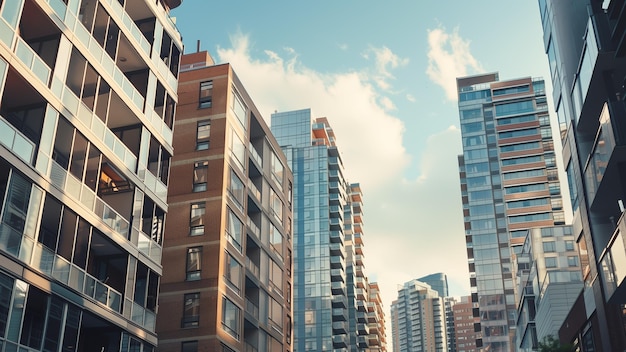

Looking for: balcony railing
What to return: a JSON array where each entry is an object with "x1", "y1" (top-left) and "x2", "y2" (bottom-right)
[{"x1": 0, "y1": 115, "x2": 35, "y2": 165}]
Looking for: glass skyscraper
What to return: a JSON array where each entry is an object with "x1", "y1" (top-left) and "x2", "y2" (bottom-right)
[
  {"x1": 271, "y1": 109, "x2": 383, "y2": 351},
  {"x1": 456, "y1": 73, "x2": 565, "y2": 351}
]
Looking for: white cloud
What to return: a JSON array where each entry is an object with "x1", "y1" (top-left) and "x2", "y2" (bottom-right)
[
  {"x1": 406, "y1": 93, "x2": 416, "y2": 103},
  {"x1": 426, "y1": 27, "x2": 484, "y2": 101},
  {"x1": 363, "y1": 46, "x2": 409, "y2": 92},
  {"x1": 217, "y1": 33, "x2": 409, "y2": 190}
]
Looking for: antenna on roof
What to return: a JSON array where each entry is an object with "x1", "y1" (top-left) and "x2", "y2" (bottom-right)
[{"x1": 197, "y1": 40, "x2": 201, "y2": 53}]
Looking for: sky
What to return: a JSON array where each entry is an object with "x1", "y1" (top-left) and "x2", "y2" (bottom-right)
[{"x1": 171, "y1": 0, "x2": 557, "y2": 329}]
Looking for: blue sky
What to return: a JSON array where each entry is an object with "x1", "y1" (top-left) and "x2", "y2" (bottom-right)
[{"x1": 171, "y1": 0, "x2": 556, "y2": 318}]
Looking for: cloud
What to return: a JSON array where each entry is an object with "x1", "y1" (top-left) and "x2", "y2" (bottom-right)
[
  {"x1": 406, "y1": 93, "x2": 416, "y2": 103},
  {"x1": 364, "y1": 46, "x2": 409, "y2": 92},
  {"x1": 217, "y1": 33, "x2": 409, "y2": 190},
  {"x1": 426, "y1": 27, "x2": 484, "y2": 101}
]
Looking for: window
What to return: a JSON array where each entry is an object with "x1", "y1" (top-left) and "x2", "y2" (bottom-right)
[
  {"x1": 543, "y1": 241, "x2": 556, "y2": 252},
  {"x1": 269, "y1": 259, "x2": 283, "y2": 295},
  {"x1": 565, "y1": 240, "x2": 575, "y2": 251},
  {"x1": 182, "y1": 293, "x2": 200, "y2": 328},
  {"x1": 269, "y1": 223, "x2": 283, "y2": 259},
  {"x1": 495, "y1": 100, "x2": 534, "y2": 116},
  {"x1": 224, "y1": 252, "x2": 242, "y2": 293},
  {"x1": 508, "y1": 212, "x2": 551, "y2": 224},
  {"x1": 193, "y1": 161, "x2": 208, "y2": 192},
  {"x1": 230, "y1": 129, "x2": 246, "y2": 171},
  {"x1": 196, "y1": 120, "x2": 210, "y2": 150},
  {"x1": 228, "y1": 168, "x2": 244, "y2": 207},
  {"x1": 226, "y1": 208, "x2": 243, "y2": 252},
  {"x1": 270, "y1": 188, "x2": 283, "y2": 222},
  {"x1": 568, "y1": 256, "x2": 579, "y2": 267},
  {"x1": 199, "y1": 80, "x2": 212, "y2": 108},
  {"x1": 506, "y1": 198, "x2": 549, "y2": 209},
  {"x1": 222, "y1": 297, "x2": 240, "y2": 339},
  {"x1": 270, "y1": 151, "x2": 284, "y2": 187},
  {"x1": 545, "y1": 257, "x2": 557, "y2": 268},
  {"x1": 493, "y1": 84, "x2": 530, "y2": 96},
  {"x1": 502, "y1": 168, "x2": 545, "y2": 180},
  {"x1": 504, "y1": 183, "x2": 547, "y2": 194},
  {"x1": 182, "y1": 341, "x2": 198, "y2": 352},
  {"x1": 186, "y1": 247, "x2": 202, "y2": 281},
  {"x1": 190, "y1": 203, "x2": 205, "y2": 236},
  {"x1": 231, "y1": 89, "x2": 247, "y2": 129},
  {"x1": 501, "y1": 155, "x2": 543, "y2": 166},
  {"x1": 498, "y1": 128, "x2": 538, "y2": 139},
  {"x1": 499, "y1": 141, "x2": 540, "y2": 153},
  {"x1": 269, "y1": 296, "x2": 283, "y2": 327}
]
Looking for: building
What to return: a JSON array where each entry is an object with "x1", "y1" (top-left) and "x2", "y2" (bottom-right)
[
  {"x1": 456, "y1": 73, "x2": 566, "y2": 351},
  {"x1": 419, "y1": 272, "x2": 449, "y2": 298},
  {"x1": 271, "y1": 109, "x2": 380, "y2": 351},
  {"x1": 444, "y1": 297, "x2": 457, "y2": 352},
  {"x1": 0, "y1": 0, "x2": 182, "y2": 350},
  {"x1": 452, "y1": 296, "x2": 480, "y2": 352},
  {"x1": 537, "y1": 1, "x2": 626, "y2": 350},
  {"x1": 513, "y1": 226, "x2": 581, "y2": 351},
  {"x1": 156, "y1": 51, "x2": 294, "y2": 351},
  {"x1": 391, "y1": 279, "x2": 447, "y2": 352},
  {"x1": 367, "y1": 282, "x2": 388, "y2": 352}
]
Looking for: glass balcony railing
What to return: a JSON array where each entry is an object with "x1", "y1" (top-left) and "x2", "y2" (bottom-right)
[
  {"x1": 15, "y1": 36, "x2": 51, "y2": 85},
  {"x1": 137, "y1": 229, "x2": 162, "y2": 263},
  {"x1": 48, "y1": 159, "x2": 130, "y2": 239},
  {"x1": 0, "y1": 115, "x2": 35, "y2": 165},
  {"x1": 0, "y1": 231, "x2": 123, "y2": 314},
  {"x1": 101, "y1": 0, "x2": 151, "y2": 58},
  {"x1": 245, "y1": 298, "x2": 259, "y2": 320},
  {"x1": 249, "y1": 144, "x2": 262, "y2": 166},
  {"x1": 247, "y1": 218, "x2": 261, "y2": 240}
]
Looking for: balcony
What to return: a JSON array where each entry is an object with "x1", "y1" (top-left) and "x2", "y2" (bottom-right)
[
  {"x1": 331, "y1": 281, "x2": 345, "y2": 295},
  {"x1": 600, "y1": 211, "x2": 626, "y2": 304},
  {"x1": 332, "y1": 334, "x2": 348, "y2": 348},
  {"x1": 331, "y1": 268, "x2": 345, "y2": 282},
  {"x1": 330, "y1": 230, "x2": 342, "y2": 243},
  {"x1": 332, "y1": 295, "x2": 348, "y2": 309},
  {"x1": 330, "y1": 255, "x2": 345, "y2": 269},
  {"x1": 329, "y1": 242, "x2": 345, "y2": 258},
  {"x1": 357, "y1": 323, "x2": 369, "y2": 335},
  {"x1": 332, "y1": 321, "x2": 347, "y2": 334},
  {"x1": 332, "y1": 307, "x2": 347, "y2": 321}
]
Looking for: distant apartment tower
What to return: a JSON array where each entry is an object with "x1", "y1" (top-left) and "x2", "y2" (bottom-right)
[
  {"x1": 537, "y1": 1, "x2": 626, "y2": 350},
  {"x1": 418, "y1": 273, "x2": 455, "y2": 352},
  {"x1": 156, "y1": 51, "x2": 293, "y2": 352},
  {"x1": 391, "y1": 279, "x2": 447, "y2": 352},
  {"x1": 368, "y1": 282, "x2": 388, "y2": 351},
  {"x1": 0, "y1": 0, "x2": 182, "y2": 350},
  {"x1": 271, "y1": 109, "x2": 377, "y2": 351},
  {"x1": 514, "y1": 226, "x2": 581, "y2": 351},
  {"x1": 457, "y1": 73, "x2": 565, "y2": 351},
  {"x1": 452, "y1": 296, "x2": 480, "y2": 352}
]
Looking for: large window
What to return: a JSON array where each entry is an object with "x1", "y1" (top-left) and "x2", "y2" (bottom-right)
[
  {"x1": 505, "y1": 183, "x2": 547, "y2": 194},
  {"x1": 502, "y1": 168, "x2": 545, "y2": 180},
  {"x1": 224, "y1": 252, "x2": 242, "y2": 293},
  {"x1": 543, "y1": 241, "x2": 556, "y2": 252},
  {"x1": 190, "y1": 202, "x2": 205, "y2": 236},
  {"x1": 231, "y1": 89, "x2": 247, "y2": 129},
  {"x1": 270, "y1": 151, "x2": 284, "y2": 187},
  {"x1": 193, "y1": 161, "x2": 208, "y2": 192},
  {"x1": 495, "y1": 100, "x2": 534, "y2": 116},
  {"x1": 182, "y1": 293, "x2": 200, "y2": 328},
  {"x1": 269, "y1": 223, "x2": 283, "y2": 259},
  {"x1": 506, "y1": 198, "x2": 549, "y2": 209},
  {"x1": 196, "y1": 120, "x2": 210, "y2": 150},
  {"x1": 186, "y1": 247, "x2": 202, "y2": 281},
  {"x1": 493, "y1": 85, "x2": 530, "y2": 96},
  {"x1": 270, "y1": 188, "x2": 283, "y2": 222},
  {"x1": 230, "y1": 129, "x2": 246, "y2": 171},
  {"x1": 226, "y1": 208, "x2": 243, "y2": 252},
  {"x1": 498, "y1": 128, "x2": 538, "y2": 139},
  {"x1": 500, "y1": 141, "x2": 540, "y2": 153},
  {"x1": 269, "y1": 259, "x2": 283, "y2": 295},
  {"x1": 228, "y1": 169, "x2": 244, "y2": 207},
  {"x1": 182, "y1": 341, "x2": 198, "y2": 352},
  {"x1": 269, "y1": 296, "x2": 283, "y2": 328},
  {"x1": 508, "y1": 212, "x2": 551, "y2": 224},
  {"x1": 501, "y1": 155, "x2": 543, "y2": 166},
  {"x1": 222, "y1": 297, "x2": 240, "y2": 339},
  {"x1": 199, "y1": 80, "x2": 212, "y2": 108}
]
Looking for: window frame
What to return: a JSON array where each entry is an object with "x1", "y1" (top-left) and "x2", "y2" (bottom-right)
[
  {"x1": 182, "y1": 293, "x2": 200, "y2": 328},
  {"x1": 186, "y1": 246, "x2": 202, "y2": 281},
  {"x1": 196, "y1": 120, "x2": 210, "y2": 150},
  {"x1": 193, "y1": 160, "x2": 208, "y2": 192},
  {"x1": 189, "y1": 202, "x2": 205, "y2": 236},
  {"x1": 199, "y1": 80, "x2": 213, "y2": 108}
]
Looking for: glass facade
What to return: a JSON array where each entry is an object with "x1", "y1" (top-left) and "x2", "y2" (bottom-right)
[
  {"x1": 457, "y1": 73, "x2": 564, "y2": 352},
  {"x1": 271, "y1": 109, "x2": 385, "y2": 351}
]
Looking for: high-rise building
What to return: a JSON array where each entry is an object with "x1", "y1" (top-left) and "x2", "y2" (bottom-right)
[
  {"x1": 513, "y1": 226, "x2": 581, "y2": 351},
  {"x1": 456, "y1": 73, "x2": 565, "y2": 351},
  {"x1": 419, "y1": 272, "x2": 449, "y2": 298},
  {"x1": 367, "y1": 282, "x2": 388, "y2": 352},
  {"x1": 0, "y1": 0, "x2": 182, "y2": 350},
  {"x1": 271, "y1": 109, "x2": 379, "y2": 351},
  {"x1": 156, "y1": 51, "x2": 294, "y2": 352},
  {"x1": 417, "y1": 273, "x2": 455, "y2": 352},
  {"x1": 391, "y1": 279, "x2": 447, "y2": 352},
  {"x1": 452, "y1": 296, "x2": 480, "y2": 352},
  {"x1": 537, "y1": 1, "x2": 626, "y2": 350}
]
